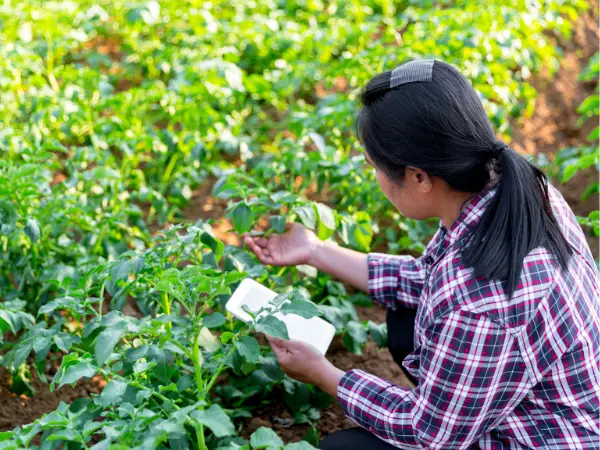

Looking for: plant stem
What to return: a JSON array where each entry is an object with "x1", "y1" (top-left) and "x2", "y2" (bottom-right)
[
  {"x1": 160, "y1": 291, "x2": 172, "y2": 332},
  {"x1": 204, "y1": 343, "x2": 237, "y2": 394},
  {"x1": 98, "y1": 283, "x2": 105, "y2": 317},
  {"x1": 129, "y1": 380, "x2": 179, "y2": 409},
  {"x1": 192, "y1": 331, "x2": 206, "y2": 450}
]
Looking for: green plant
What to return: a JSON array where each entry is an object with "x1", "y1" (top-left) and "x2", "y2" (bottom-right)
[{"x1": 0, "y1": 0, "x2": 592, "y2": 446}]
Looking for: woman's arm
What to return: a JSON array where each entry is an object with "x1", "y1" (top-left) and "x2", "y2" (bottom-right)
[
  {"x1": 271, "y1": 309, "x2": 532, "y2": 449},
  {"x1": 243, "y1": 223, "x2": 369, "y2": 293},
  {"x1": 308, "y1": 240, "x2": 369, "y2": 293},
  {"x1": 244, "y1": 222, "x2": 429, "y2": 307}
]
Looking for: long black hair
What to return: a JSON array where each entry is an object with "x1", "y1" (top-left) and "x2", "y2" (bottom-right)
[{"x1": 357, "y1": 60, "x2": 572, "y2": 297}]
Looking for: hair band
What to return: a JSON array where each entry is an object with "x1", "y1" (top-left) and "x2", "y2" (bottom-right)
[{"x1": 390, "y1": 59, "x2": 435, "y2": 88}]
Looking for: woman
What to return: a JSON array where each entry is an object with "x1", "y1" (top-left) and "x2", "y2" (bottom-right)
[{"x1": 244, "y1": 60, "x2": 600, "y2": 449}]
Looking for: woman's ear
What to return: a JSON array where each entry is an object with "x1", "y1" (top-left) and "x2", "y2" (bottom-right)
[{"x1": 406, "y1": 167, "x2": 433, "y2": 193}]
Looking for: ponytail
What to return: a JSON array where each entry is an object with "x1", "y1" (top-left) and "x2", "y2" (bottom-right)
[{"x1": 463, "y1": 143, "x2": 572, "y2": 296}]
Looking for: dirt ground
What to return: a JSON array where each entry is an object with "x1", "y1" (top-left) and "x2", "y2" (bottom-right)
[
  {"x1": 0, "y1": 9, "x2": 597, "y2": 441},
  {"x1": 0, "y1": 360, "x2": 104, "y2": 432},
  {"x1": 510, "y1": 11, "x2": 599, "y2": 257}
]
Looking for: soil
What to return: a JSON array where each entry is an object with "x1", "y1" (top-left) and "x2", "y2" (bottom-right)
[
  {"x1": 1, "y1": 9, "x2": 597, "y2": 443},
  {"x1": 182, "y1": 176, "x2": 240, "y2": 247},
  {"x1": 0, "y1": 362, "x2": 104, "y2": 432},
  {"x1": 509, "y1": 11, "x2": 599, "y2": 257}
]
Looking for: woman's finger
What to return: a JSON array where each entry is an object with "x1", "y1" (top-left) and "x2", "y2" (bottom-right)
[
  {"x1": 243, "y1": 235, "x2": 255, "y2": 248},
  {"x1": 266, "y1": 336, "x2": 284, "y2": 345},
  {"x1": 270, "y1": 343, "x2": 284, "y2": 360},
  {"x1": 255, "y1": 237, "x2": 269, "y2": 247},
  {"x1": 245, "y1": 237, "x2": 267, "y2": 258}
]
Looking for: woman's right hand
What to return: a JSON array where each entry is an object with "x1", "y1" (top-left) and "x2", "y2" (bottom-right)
[{"x1": 243, "y1": 223, "x2": 320, "y2": 267}]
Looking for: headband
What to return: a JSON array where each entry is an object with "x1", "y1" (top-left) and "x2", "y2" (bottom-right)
[{"x1": 390, "y1": 59, "x2": 435, "y2": 88}]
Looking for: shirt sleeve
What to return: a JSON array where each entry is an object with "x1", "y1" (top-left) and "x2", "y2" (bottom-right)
[
  {"x1": 367, "y1": 253, "x2": 426, "y2": 309},
  {"x1": 337, "y1": 309, "x2": 532, "y2": 449}
]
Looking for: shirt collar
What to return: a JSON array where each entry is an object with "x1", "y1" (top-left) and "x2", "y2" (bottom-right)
[{"x1": 440, "y1": 188, "x2": 497, "y2": 246}]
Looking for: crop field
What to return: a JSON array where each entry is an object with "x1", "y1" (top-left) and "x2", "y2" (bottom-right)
[{"x1": 0, "y1": 1, "x2": 598, "y2": 449}]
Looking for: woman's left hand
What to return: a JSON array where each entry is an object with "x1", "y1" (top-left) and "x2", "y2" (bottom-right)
[{"x1": 267, "y1": 336, "x2": 345, "y2": 397}]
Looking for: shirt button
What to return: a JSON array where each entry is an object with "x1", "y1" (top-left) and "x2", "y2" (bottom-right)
[{"x1": 425, "y1": 256, "x2": 434, "y2": 265}]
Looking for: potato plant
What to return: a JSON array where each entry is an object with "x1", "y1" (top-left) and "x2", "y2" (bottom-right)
[
  {"x1": 1, "y1": 224, "x2": 322, "y2": 449},
  {"x1": 544, "y1": 53, "x2": 599, "y2": 237},
  {"x1": 0, "y1": 0, "x2": 593, "y2": 447}
]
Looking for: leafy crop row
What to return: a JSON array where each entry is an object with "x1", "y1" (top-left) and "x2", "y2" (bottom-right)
[{"x1": 0, "y1": 0, "x2": 594, "y2": 448}]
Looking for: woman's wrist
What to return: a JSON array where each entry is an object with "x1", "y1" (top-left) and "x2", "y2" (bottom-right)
[
  {"x1": 312, "y1": 359, "x2": 345, "y2": 398},
  {"x1": 307, "y1": 238, "x2": 337, "y2": 270}
]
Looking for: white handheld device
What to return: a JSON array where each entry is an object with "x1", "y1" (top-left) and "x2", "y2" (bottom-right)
[{"x1": 226, "y1": 278, "x2": 336, "y2": 355}]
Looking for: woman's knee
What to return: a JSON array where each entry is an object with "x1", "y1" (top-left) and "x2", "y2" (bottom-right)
[
  {"x1": 320, "y1": 428, "x2": 398, "y2": 450},
  {"x1": 386, "y1": 307, "x2": 417, "y2": 359}
]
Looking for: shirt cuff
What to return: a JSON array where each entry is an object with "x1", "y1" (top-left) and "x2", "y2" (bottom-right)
[
  {"x1": 337, "y1": 369, "x2": 395, "y2": 426},
  {"x1": 368, "y1": 253, "x2": 423, "y2": 309}
]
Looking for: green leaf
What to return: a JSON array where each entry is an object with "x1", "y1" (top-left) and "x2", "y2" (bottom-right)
[
  {"x1": 0, "y1": 431, "x2": 14, "y2": 442},
  {"x1": 191, "y1": 404, "x2": 235, "y2": 437},
  {"x1": 197, "y1": 327, "x2": 220, "y2": 352},
  {"x1": 250, "y1": 427, "x2": 284, "y2": 449},
  {"x1": 315, "y1": 203, "x2": 336, "y2": 240},
  {"x1": 57, "y1": 361, "x2": 96, "y2": 389},
  {"x1": 232, "y1": 202, "x2": 254, "y2": 234},
  {"x1": 577, "y1": 94, "x2": 599, "y2": 116},
  {"x1": 280, "y1": 299, "x2": 321, "y2": 319},
  {"x1": 294, "y1": 204, "x2": 317, "y2": 230},
  {"x1": 47, "y1": 429, "x2": 82, "y2": 442},
  {"x1": 367, "y1": 321, "x2": 387, "y2": 347},
  {"x1": 111, "y1": 260, "x2": 132, "y2": 282},
  {"x1": 269, "y1": 291, "x2": 294, "y2": 308},
  {"x1": 0, "y1": 201, "x2": 16, "y2": 234},
  {"x1": 343, "y1": 321, "x2": 368, "y2": 354},
  {"x1": 98, "y1": 379, "x2": 127, "y2": 407},
  {"x1": 24, "y1": 219, "x2": 40, "y2": 242},
  {"x1": 169, "y1": 433, "x2": 190, "y2": 450},
  {"x1": 221, "y1": 332, "x2": 235, "y2": 344},
  {"x1": 587, "y1": 126, "x2": 599, "y2": 143},
  {"x1": 285, "y1": 442, "x2": 318, "y2": 450},
  {"x1": 95, "y1": 323, "x2": 126, "y2": 366},
  {"x1": 236, "y1": 336, "x2": 260, "y2": 364},
  {"x1": 203, "y1": 312, "x2": 226, "y2": 329},
  {"x1": 156, "y1": 270, "x2": 186, "y2": 302},
  {"x1": 270, "y1": 215, "x2": 287, "y2": 233},
  {"x1": 562, "y1": 164, "x2": 578, "y2": 183},
  {"x1": 150, "y1": 347, "x2": 174, "y2": 384},
  {"x1": 255, "y1": 315, "x2": 289, "y2": 339},
  {"x1": 201, "y1": 231, "x2": 225, "y2": 262},
  {"x1": 15, "y1": 164, "x2": 38, "y2": 178}
]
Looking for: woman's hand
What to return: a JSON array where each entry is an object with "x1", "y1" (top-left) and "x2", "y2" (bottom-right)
[
  {"x1": 243, "y1": 223, "x2": 320, "y2": 267},
  {"x1": 267, "y1": 336, "x2": 345, "y2": 397}
]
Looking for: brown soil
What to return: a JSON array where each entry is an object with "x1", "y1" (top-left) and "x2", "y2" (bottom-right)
[
  {"x1": 510, "y1": 11, "x2": 599, "y2": 257},
  {"x1": 182, "y1": 176, "x2": 240, "y2": 246},
  {"x1": 0, "y1": 363, "x2": 104, "y2": 432}
]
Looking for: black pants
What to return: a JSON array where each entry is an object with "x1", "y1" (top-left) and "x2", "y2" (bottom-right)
[{"x1": 320, "y1": 306, "x2": 418, "y2": 449}]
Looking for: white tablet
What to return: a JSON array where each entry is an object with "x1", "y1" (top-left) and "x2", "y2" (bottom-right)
[{"x1": 226, "y1": 278, "x2": 336, "y2": 355}]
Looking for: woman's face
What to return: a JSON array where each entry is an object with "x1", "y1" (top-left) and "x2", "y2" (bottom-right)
[{"x1": 365, "y1": 153, "x2": 436, "y2": 220}]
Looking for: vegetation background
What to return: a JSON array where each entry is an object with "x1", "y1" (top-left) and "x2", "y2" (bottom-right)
[{"x1": 0, "y1": 1, "x2": 597, "y2": 448}]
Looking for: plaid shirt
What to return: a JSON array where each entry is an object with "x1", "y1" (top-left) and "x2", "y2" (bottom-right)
[{"x1": 337, "y1": 186, "x2": 600, "y2": 449}]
